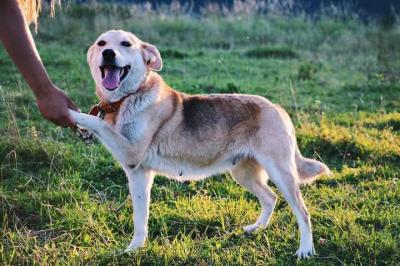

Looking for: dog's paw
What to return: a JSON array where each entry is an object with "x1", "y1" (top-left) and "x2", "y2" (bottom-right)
[
  {"x1": 69, "y1": 110, "x2": 101, "y2": 131},
  {"x1": 243, "y1": 223, "x2": 264, "y2": 234},
  {"x1": 124, "y1": 236, "x2": 146, "y2": 252},
  {"x1": 75, "y1": 127, "x2": 94, "y2": 144},
  {"x1": 295, "y1": 244, "x2": 316, "y2": 259}
]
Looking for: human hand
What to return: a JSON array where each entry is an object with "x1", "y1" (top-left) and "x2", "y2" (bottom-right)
[{"x1": 35, "y1": 84, "x2": 80, "y2": 128}]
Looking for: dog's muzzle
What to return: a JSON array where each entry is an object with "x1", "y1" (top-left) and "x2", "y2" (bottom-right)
[{"x1": 99, "y1": 64, "x2": 131, "y2": 91}]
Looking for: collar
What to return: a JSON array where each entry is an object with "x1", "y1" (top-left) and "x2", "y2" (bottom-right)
[
  {"x1": 88, "y1": 74, "x2": 152, "y2": 118},
  {"x1": 88, "y1": 93, "x2": 132, "y2": 119}
]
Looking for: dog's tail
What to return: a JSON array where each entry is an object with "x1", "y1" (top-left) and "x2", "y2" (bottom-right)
[{"x1": 295, "y1": 146, "x2": 332, "y2": 184}]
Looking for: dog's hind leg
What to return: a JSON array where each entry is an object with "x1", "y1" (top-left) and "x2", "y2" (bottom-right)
[
  {"x1": 123, "y1": 166, "x2": 154, "y2": 252},
  {"x1": 230, "y1": 159, "x2": 277, "y2": 233},
  {"x1": 258, "y1": 156, "x2": 315, "y2": 259}
]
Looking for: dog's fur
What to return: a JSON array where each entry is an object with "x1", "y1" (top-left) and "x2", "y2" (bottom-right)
[{"x1": 70, "y1": 30, "x2": 331, "y2": 259}]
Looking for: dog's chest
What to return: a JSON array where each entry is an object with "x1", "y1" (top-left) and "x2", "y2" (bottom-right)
[
  {"x1": 115, "y1": 119, "x2": 146, "y2": 144},
  {"x1": 115, "y1": 108, "x2": 148, "y2": 142}
]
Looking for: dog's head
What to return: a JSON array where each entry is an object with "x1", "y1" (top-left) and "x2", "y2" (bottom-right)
[{"x1": 87, "y1": 30, "x2": 162, "y2": 102}]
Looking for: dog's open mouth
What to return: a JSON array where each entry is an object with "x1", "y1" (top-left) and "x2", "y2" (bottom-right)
[{"x1": 100, "y1": 65, "x2": 131, "y2": 91}]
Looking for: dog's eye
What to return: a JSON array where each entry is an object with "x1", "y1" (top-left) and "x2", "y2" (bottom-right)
[
  {"x1": 97, "y1": 40, "x2": 106, "y2": 46},
  {"x1": 121, "y1": 41, "x2": 132, "y2": 47}
]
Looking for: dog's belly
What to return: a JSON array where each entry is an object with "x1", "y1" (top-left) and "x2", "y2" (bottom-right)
[{"x1": 142, "y1": 151, "x2": 237, "y2": 181}]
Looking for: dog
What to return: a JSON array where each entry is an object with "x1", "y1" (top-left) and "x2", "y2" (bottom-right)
[{"x1": 69, "y1": 30, "x2": 331, "y2": 259}]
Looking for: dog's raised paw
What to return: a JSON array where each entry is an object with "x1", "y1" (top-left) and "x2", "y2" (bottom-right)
[
  {"x1": 75, "y1": 127, "x2": 94, "y2": 144},
  {"x1": 69, "y1": 110, "x2": 101, "y2": 130}
]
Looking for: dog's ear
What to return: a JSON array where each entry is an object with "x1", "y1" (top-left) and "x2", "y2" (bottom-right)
[
  {"x1": 141, "y1": 43, "x2": 162, "y2": 71},
  {"x1": 87, "y1": 45, "x2": 95, "y2": 65}
]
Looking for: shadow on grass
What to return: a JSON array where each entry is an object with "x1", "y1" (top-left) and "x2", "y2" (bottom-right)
[
  {"x1": 195, "y1": 82, "x2": 241, "y2": 94},
  {"x1": 148, "y1": 214, "x2": 234, "y2": 240},
  {"x1": 364, "y1": 118, "x2": 400, "y2": 132},
  {"x1": 92, "y1": 248, "x2": 204, "y2": 265},
  {"x1": 245, "y1": 45, "x2": 298, "y2": 59},
  {"x1": 316, "y1": 166, "x2": 386, "y2": 188},
  {"x1": 159, "y1": 49, "x2": 189, "y2": 59},
  {"x1": 298, "y1": 134, "x2": 400, "y2": 171},
  {"x1": 0, "y1": 197, "x2": 44, "y2": 230}
]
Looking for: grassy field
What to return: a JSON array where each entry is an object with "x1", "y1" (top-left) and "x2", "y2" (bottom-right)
[{"x1": 1, "y1": 2, "x2": 399, "y2": 265}]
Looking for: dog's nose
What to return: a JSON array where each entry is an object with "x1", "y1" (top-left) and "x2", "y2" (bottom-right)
[{"x1": 102, "y1": 49, "x2": 116, "y2": 60}]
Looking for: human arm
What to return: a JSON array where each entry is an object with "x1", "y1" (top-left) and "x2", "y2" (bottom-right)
[{"x1": 0, "y1": 0, "x2": 78, "y2": 127}]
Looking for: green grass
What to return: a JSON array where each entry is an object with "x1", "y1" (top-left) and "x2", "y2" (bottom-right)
[
  {"x1": 245, "y1": 45, "x2": 298, "y2": 59},
  {"x1": 1, "y1": 3, "x2": 400, "y2": 265}
]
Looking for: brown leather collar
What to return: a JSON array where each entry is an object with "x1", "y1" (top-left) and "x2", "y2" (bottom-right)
[
  {"x1": 88, "y1": 74, "x2": 152, "y2": 118},
  {"x1": 88, "y1": 94, "x2": 132, "y2": 118}
]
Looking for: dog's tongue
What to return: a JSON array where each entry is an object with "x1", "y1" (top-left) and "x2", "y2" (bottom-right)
[{"x1": 102, "y1": 67, "x2": 120, "y2": 90}]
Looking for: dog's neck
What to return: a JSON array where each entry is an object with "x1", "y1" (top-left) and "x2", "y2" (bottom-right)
[{"x1": 89, "y1": 72, "x2": 165, "y2": 119}]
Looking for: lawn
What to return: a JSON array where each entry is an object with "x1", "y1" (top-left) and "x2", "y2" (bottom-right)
[{"x1": 0, "y1": 2, "x2": 399, "y2": 265}]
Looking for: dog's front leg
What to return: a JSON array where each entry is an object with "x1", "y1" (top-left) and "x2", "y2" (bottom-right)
[
  {"x1": 123, "y1": 166, "x2": 154, "y2": 252},
  {"x1": 69, "y1": 110, "x2": 141, "y2": 166}
]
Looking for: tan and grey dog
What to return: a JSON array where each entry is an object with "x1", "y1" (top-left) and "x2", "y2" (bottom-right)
[{"x1": 69, "y1": 30, "x2": 331, "y2": 259}]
